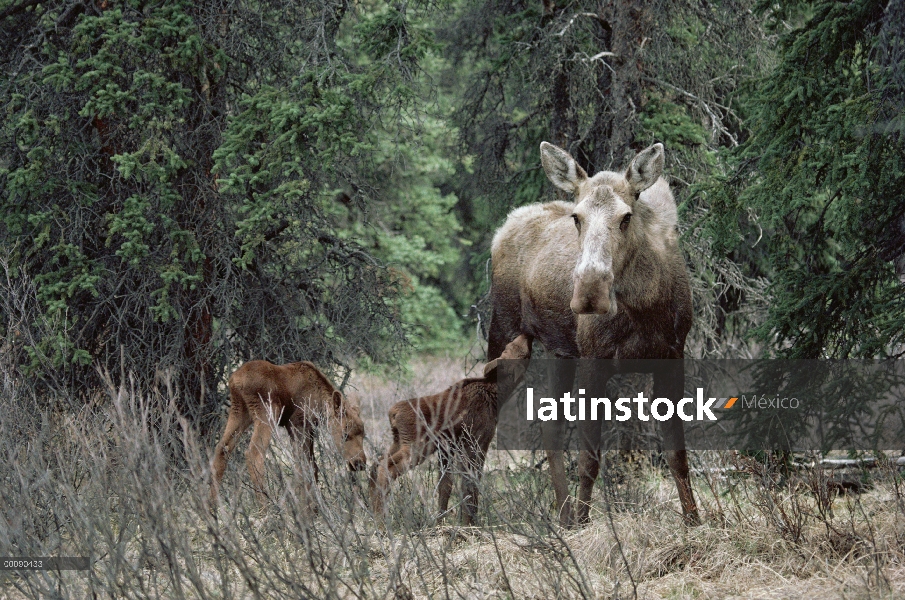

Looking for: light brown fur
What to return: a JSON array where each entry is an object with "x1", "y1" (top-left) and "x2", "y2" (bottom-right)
[
  {"x1": 210, "y1": 360, "x2": 366, "y2": 508},
  {"x1": 369, "y1": 335, "x2": 531, "y2": 526},
  {"x1": 488, "y1": 142, "x2": 699, "y2": 526}
]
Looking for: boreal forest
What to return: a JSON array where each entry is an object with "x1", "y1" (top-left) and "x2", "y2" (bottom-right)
[
  {"x1": 1, "y1": 1, "x2": 904, "y2": 598},
  {"x1": 4, "y1": 0, "x2": 903, "y2": 417}
]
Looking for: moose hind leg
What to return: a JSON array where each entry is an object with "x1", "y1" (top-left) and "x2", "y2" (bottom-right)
[
  {"x1": 437, "y1": 447, "x2": 454, "y2": 516},
  {"x1": 246, "y1": 418, "x2": 274, "y2": 508},
  {"x1": 459, "y1": 435, "x2": 491, "y2": 526}
]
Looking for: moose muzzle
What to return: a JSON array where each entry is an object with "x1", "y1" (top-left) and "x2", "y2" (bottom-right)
[
  {"x1": 348, "y1": 454, "x2": 367, "y2": 472},
  {"x1": 570, "y1": 270, "x2": 616, "y2": 315}
]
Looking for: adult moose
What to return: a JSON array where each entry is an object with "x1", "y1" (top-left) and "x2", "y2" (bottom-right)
[
  {"x1": 210, "y1": 360, "x2": 367, "y2": 508},
  {"x1": 487, "y1": 141, "x2": 699, "y2": 526}
]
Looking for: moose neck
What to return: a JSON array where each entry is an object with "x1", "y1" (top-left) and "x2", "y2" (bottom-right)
[
  {"x1": 319, "y1": 386, "x2": 338, "y2": 416},
  {"x1": 293, "y1": 362, "x2": 342, "y2": 419}
]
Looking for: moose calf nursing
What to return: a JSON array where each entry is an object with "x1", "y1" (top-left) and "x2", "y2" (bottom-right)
[
  {"x1": 369, "y1": 335, "x2": 531, "y2": 526},
  {"x1": 209, "y1": 142, "x2": 699, "y2": 528},
  {"x1": 210, "y1": 360, "x2": 367, "y2": 508}
]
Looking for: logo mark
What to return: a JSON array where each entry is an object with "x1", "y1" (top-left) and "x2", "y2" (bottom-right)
[{"x1": 715, "y1": 397, "x2": 738, "y2": 409}]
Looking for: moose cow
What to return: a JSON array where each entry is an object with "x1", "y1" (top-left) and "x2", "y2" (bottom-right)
[
  {"x1": 487, "y1": 141, "x2": 699, "y2": 526},
  {"x1": 210, "y1": 360, "x2": 367, "y2": 508},
  {"x1": 369, "y1": 335, "x2": 532, "y2": 526}
]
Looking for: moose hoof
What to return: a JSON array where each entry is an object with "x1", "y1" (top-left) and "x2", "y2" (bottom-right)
[
  {"x1": 682, "y1": 510, "x2": 702, "y2": 527},
  {"x1": 570, "y1": 499, "x2": 595, "y2": 529},
  {"x1": 557, "y1": 498, "x2": 576, "y2": 528}
]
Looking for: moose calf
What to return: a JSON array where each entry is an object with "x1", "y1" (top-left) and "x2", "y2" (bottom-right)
[
  {"x1": 369, "y1": 335, "x2": 531, "y2": 525},
  {"x1": 210, "y1": 360, "x2": 367, "y2": 508}
]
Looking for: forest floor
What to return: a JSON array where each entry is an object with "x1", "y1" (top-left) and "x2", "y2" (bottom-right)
[{"x1": 1, "y1": 357, "x2": 903, "y2": 599}]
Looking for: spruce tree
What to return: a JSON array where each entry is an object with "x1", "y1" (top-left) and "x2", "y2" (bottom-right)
[
  {"x1": 0, "y1": 1, "x2": 456, "y2": 427},
  {"x1": 708, "y1": 0, "x2": 905, "y2": 358}
]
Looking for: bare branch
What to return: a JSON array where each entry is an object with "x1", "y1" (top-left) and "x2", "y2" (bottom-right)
[
  {"x1": 642, "y1": 75, "x2": 740, "y2": 147},
  {"x1": 556, "y1": 12, "x2": 602, "y2": 37}
]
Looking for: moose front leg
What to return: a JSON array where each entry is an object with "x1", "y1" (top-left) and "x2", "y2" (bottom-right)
[
  {"x1": 369, "y1": 442, "x2": 405, "y2": 520},
  {"x1": 654, "y1": 361, "x2": 700, "y2": 525},
  {"x1": 369, "y1": 442, "x2": 431, "y2": 524},
  {"x1": 286, "y1": 418, "x2": 319, "y2": 514},
  {"x1": 210, "y1": 403, "x2": 253, "y2": 507},
  {"x1": 573, "y1": 362, "x2": 610, "y2": 526},
  {"x1": 575, "y1": 419, "x2": 603, "y2": 526},
  {"x1": 542, "y1": 421, "x2": 572, "y2": 527},
  {"x1": 542, "y1": 359, "x2": 577, "y2": 527}
]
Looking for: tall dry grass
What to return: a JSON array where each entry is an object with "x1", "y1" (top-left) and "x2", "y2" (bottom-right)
[{"x1": 1, "y1": 358, "x2": 904, "y2": 599}]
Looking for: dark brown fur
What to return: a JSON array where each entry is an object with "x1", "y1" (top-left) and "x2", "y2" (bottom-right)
[
  {"x1": 210, "y1": 360, "x2": 366, "y2": 508},
  {"x1": 487, "y1": 142, "x2": 699, "y2": 526},
  {"x1": 369, "y1": 335, "x2": 531, "y2": 526}
]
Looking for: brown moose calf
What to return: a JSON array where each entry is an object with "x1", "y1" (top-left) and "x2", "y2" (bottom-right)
[
  {"x1": 210, "y1": 360, "x2": 367, "y2": 509},
  {"x1": 369, "y1": 335, "x2": 531, "y2": 526}
]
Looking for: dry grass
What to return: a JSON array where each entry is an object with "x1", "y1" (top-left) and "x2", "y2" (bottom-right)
[{"x1": 1, "y1": 357, "x2": 904, "y2": 599}]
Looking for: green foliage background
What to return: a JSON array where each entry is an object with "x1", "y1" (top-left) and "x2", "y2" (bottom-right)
[
  {"x1": 706, "y1": 0, "x2": 905, "y2": 358},
  {"x1": 1, "y1": 0, "x2": 903, "y2": 420}
]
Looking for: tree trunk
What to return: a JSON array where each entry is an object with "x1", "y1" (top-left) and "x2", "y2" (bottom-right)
[{"x1": 598, "y1": 0, "x2": 652, "y2": 166}]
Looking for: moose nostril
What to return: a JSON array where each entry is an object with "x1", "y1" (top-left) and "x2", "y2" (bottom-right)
[{"x1": 570, "y1": 297, "x2": 592, "y2": 314}]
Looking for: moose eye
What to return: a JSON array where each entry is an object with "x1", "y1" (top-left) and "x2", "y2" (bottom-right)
[
  {"x1": 620, "y1": 213, "x2": 632, "y2": 232},
  {"x1": 571, "y1": 214, "x2": 581, "y2": 233}
]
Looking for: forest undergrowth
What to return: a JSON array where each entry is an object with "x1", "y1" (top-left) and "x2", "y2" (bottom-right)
[{"x1": 1, "y1": 358, "x2": 904, "y2": 599}]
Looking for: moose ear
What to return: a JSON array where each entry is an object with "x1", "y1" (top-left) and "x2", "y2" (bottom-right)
[
  {"x1": 626, "y1": 143, "x2": 664, "y2": 193},
  {"x1": 540, "y1": 142, "x2": 587, "y2": 195},
  {"x1": 332, "y1": 390, "x2": 345, "y2": 416},
  {"x1": 483, "y1": 359, "x2": 500, "y2": 378}
]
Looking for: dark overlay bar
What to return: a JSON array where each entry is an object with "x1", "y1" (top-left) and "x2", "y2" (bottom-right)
[{"x1": 492, "y1": 359, "x2": 905, "y2": 451}]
